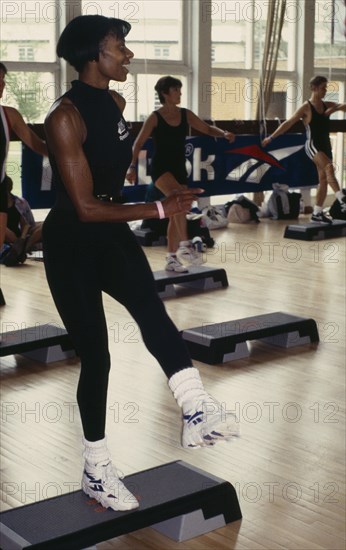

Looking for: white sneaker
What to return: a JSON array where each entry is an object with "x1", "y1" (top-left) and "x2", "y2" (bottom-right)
[
  {"x1": 176, "y1": 243, "x2": 204, "y2": 266},
  {"x1": 82, "y1": 460, "x2": 139, "y2": 511},
  {"x1": 181, "y1": 395, "x2": 240, "y2": 448},
  {"x1": 165, "y1": 255, "x2": 189, "y2": 273}
]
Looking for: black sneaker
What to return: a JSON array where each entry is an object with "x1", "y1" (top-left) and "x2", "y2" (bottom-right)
[
  {"x1": 311, "y1": 211, "x2": 333, "y2": 224},
  {"x1": 339, "y1": 190, "x2": 346, "y2": 211}
]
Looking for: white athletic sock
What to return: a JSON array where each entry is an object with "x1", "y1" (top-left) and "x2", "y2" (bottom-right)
[
  {"x1": 335, "y1": 190, "x2": 344, "y2": 202},
  {"x1": 168, "y1": 367, "x2": 207, "y2": 408},
  {"x1": 178, "y1": 240, "x2": 191, "y2": 248},
  {"x1": 82, "y1": 436, "x2": 111, "y2": 465},
  {"x1": 313, "y1": 205, "x2": 323, "y2": 215}
]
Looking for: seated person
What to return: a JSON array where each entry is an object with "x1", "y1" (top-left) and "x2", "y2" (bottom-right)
[{"x1": 2, "y1": 175, "x2": 42, "y2": 265}]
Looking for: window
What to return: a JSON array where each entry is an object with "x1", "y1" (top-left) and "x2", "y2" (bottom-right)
[
  {"x1": 3, "y1": 71, "x2": 56, "y2": 123},
  {"x1": 314, "y1": 0, "x2": 346, "y2": 71},
  {"x1": 210, "y1": 1, "x2": 295, "y2": 119},
  {"x1": 154, "y1": 47, "x2": 170, "y2": 59},
  {"x1": 18, "y1": 47, "x2": 35, "y2": 62},
  {"x1": 81, "y1": 0, "x2": 183, "y2": 61},
  {"x1": 1, "y1": 1, "x2": 57, "y2": 63}
]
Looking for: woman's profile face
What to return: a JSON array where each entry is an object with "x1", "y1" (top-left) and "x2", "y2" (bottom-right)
[
  {"x1": 97, "y1": 34, "x2": 134, "y2": 82},
  {"x1": 163, "y1": 86, "x2": 182, "y2": 105}
]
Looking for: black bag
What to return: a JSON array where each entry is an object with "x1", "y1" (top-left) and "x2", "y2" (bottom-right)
[
  {"x1": 329, "y1": 198, "x2": 346, "y2": 220},
  {"x1": 276, "y1": 192, "x2": 301, "y2": 219},
  {"x1": 225, "y1": 196, "x2": 260, "y2": 223}
]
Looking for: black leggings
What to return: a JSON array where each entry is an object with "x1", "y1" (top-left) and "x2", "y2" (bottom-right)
[{"x1": 43, "y1": 209, "x2": 192, "y2": 441}]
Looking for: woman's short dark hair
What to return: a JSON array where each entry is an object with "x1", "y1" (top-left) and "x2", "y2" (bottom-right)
[
  {"x1": 57, "y1": 15, "x2": 131, "y2": 72},
  {"x1": 155, "y1": 76, "x2": 182, "y2": 104},
  {"x1": 0, "y1": 62, "x2": 8, "y2": 74},
  {"x1": 309, "y1": 75, "x2": 328, "y2": 89}
]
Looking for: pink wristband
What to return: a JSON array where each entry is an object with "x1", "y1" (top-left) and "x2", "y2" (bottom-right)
[{"x1": 155, "y1": 200, "x2": 165, "y2": 219}]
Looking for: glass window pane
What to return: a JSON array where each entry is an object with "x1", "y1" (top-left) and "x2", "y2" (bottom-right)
[
  {"x1": 211, "y1": 1, "x2": 248, "y2": 69},
  {"x1": 314, "y1": 0, "x2": 346, "y2": 70},
  {"x1": 81, "y1": 0, "x2": 183, "y2": 61},
  {"x1": 210, "y1": 76, "x2": 248, "y2": 119},
  {"x1": 212, "y1": 1, "x2": 293, "y2": 71},
  {"x1": 1, "y1": 1, "x2": 57, "y2": 62},
  {"x1": 253, "y1": 2, "x2": 269, "y2": 71},
  {"x1": 2, "y1": 71, "x2": 56, "y2": 123}
]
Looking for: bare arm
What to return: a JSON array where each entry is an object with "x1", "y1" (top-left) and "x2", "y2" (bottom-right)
[
  {"x1": 5, "y1": 106, "x2": 48, "y2": 157},
  {"x1": 45, "y1": 102, "x2": 199, "y2": 222},
  {"x1": 126, "y1": 113, "x2": 157, "y2": 183},
  {"x1": 262, "y1": 103, "x2": 309, "y2": 147},
  {"x1": 324, "y1": 102, "x2": 346, "y2": 117},
  {"x1": 186, "y1": 110, "x2": 235, "y2": 142}
]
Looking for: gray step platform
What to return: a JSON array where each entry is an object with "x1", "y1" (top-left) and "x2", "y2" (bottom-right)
[
  {"x1": 284, "y1": 219, "x2": 346, "y2": 240},
  {"x1": 0, "y1": 324, "x2": 75, "y2": 363},
  {"x1": 154, "y1": 266, "x2": 228, "y2": 298},
  {"x1": 133, "y1": 227, "x2": 167, "y2": 246},
  {"x1": 0, "y1": 460, "x2": 242, "y2": 550},
  {"x1": 182, "y1": 312, "x2": 319, "y2": 364}
]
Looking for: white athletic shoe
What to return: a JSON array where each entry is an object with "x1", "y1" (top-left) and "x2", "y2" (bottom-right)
[
  {"x1": 165, "y1": 255, "x2": 189, "y2": 273},
  {"x1": 176, "y1": 243, "x2": 204, "y2": 266},
  {"x1": 181, "y1": 394, "x2": 240, "y2": 449},
  {"x1": 82, "y1": 460, "x2": 139, "y2": 511}
]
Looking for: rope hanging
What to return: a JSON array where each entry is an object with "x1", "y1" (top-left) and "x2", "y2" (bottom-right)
[{"x1": 257, "y1": 0, "x2": 287, "y2": 138}]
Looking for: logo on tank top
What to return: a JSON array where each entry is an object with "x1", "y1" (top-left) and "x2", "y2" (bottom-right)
[{"x1": 117, "y1": 118, "x2": 129, "y2": 141}]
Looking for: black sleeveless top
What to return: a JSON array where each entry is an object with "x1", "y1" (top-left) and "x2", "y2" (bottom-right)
[
  {"x1": 151, "y1": 108, "x2": 189, "y2": 184},
  {"x1": 49, "y1": 80, "x2": 132, "y2": 210},
  {"x1": 305, "y1": 101, "x2": 332, "y2": 158}
]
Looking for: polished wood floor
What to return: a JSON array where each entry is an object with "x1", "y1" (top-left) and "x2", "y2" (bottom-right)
[{"x1": 0, "y1": 216, "x2": 345, "y2": 549}]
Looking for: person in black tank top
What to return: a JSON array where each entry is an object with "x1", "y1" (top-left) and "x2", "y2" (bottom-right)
[
  {"x1": 262, "y1": 75, "x2": 346, "y2": 223},
  {"x1": 43, "y1": 16, "x2": 239, "y2": 513},
  {"x1": 127, "y1": 76, "x2": 235, "y2": 272}
]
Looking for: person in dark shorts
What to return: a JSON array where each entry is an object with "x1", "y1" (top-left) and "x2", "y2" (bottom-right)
[
  {"x1": 43, "y1": 16, "x2": 239, "y2": 512},
  {"x1": 127, "y1": 76, "x2": 235, "y2": 272},
  {"x1": 262, "y1": 75, "x2": 346, "y2": 223}
]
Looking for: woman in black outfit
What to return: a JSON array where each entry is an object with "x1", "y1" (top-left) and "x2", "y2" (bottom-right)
[
  {"x1": 43, "y1": 15, "x2": 239, "y2": 512},
  {"x1": 127, "y1": 76, "x2": 235, "y2": 272}
]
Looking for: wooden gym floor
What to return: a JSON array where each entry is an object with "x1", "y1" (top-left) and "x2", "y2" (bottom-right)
[{"x1": 0, "y1": 216, "x2": 345, "y2": 549}]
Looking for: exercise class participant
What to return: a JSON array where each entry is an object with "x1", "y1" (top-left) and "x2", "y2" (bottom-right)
[
  {"x1": 43, "y1": 15, "x2": 239, "y2": 512},
  {"x1": 127, "y1": 76, "x2": 235, "y2": 272},
  {"x1": 262, "y1": 75, "x2": 346, "y2": 223},
  {"x1": 0, "y1": 62, "x2": 47, "y2": 252}
]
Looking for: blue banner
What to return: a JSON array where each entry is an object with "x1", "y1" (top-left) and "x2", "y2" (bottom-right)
[
  {"x1": 137, "y1": 134, "x2": 318, "y2": 196},
  {"x1": 21, "y1": 134, "x2": 318, "y2": 208}
]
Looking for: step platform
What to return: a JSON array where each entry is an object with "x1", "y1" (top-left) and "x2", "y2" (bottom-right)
[
  {"x1": 133, "y1": 227, "x2": 167, "y2": 246},
  {"x1": 0, "y1": 460, "x2": 242, "y2": 550},
  {"x1": 182, "y1": 311, "x2": 319, "y2": 364},
  {"x1": 284, "y1": 219, "x2": 346, "y2": 241},
  {"x1": 0, "y1": 324, "x2": 75, "y2": 363},
  {"x1": 154, "y1": 266, "x2": 228, "y2": 298}
]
